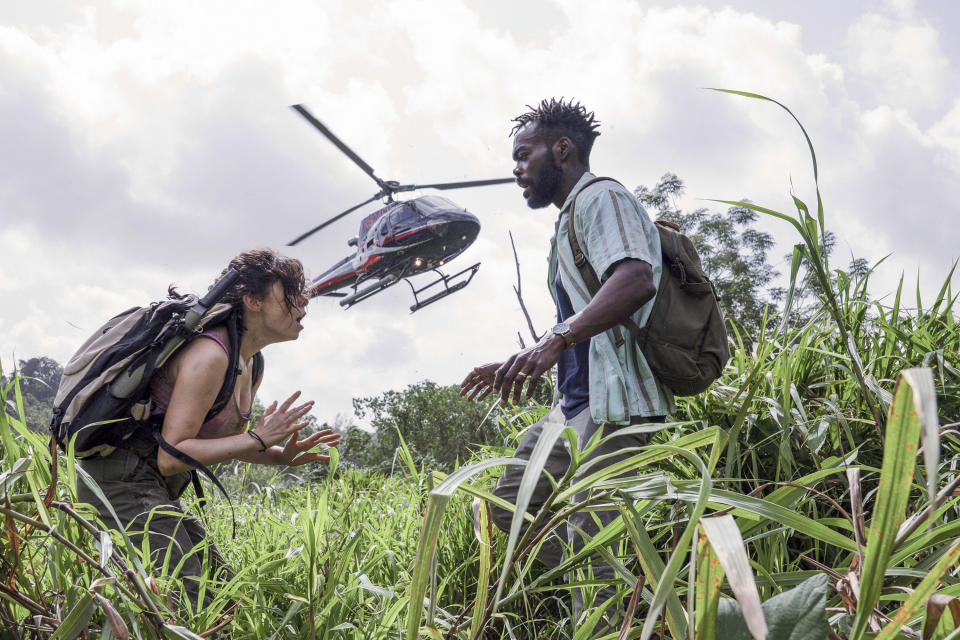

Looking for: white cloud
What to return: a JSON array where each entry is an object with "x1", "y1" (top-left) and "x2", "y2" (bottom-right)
[
  {"x1": 845, "y1": 8, "x2": 949, "y2": 110},
  {"x1": 929, "y1": 98, "x2": 960, "y2": 174}
]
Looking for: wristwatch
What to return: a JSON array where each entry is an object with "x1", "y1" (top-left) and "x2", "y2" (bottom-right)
[{"x1": 551, "y1": 322, "x2": 576, "y2": 349}]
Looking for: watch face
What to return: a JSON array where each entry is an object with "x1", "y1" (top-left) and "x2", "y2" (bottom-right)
[{"x1": 552, "y1": 322, "x2": 571, "y2": 335}]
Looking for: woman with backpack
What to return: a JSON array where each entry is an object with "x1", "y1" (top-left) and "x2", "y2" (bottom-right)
[{"x1": 76, "y1": 247, "x2": 340, "y2": 615}]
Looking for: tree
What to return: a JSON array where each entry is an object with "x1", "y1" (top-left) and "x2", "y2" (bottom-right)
[
  {"x1": 635, "y1": 173, "x2": 782, "y2": 337},
  {"x1": 351, "y1": 380, "x2": 500, "y2": 473},
  {"x1": 337, "y1": 426, "x2": 376, "y2": 471},
  {"x1": 1, "y1": 357, "x2": 64, "y2": 433},
  {"x1": 17, "y1": 357, "x2": 63, "y2": 402}
]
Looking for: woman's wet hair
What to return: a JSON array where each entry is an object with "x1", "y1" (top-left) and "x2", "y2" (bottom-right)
[
  {"x1": 169, "y1": 248, "x2": 307, "y2": 311},
  {"x1": 219, "y1": 248, "x2": 307, "y2": 311}
]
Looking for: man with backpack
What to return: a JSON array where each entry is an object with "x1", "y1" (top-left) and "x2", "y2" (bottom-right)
[{"x1": 460, "y1": 98, "x2": 714, "y2": 620}]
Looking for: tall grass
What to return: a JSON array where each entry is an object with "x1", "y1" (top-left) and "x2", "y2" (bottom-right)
[{"x1": 1, "y1": 91, "x2": 958, "y2": 639}]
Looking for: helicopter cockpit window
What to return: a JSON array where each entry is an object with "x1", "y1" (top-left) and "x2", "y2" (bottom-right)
[
  {"x1": 413, "y1": 196, "x2": 461, "y2": 217},
  {"x1": 390, "y1": 202, "x2": 424, "y2": 235}
]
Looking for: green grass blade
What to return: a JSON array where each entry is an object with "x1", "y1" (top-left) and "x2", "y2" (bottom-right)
[
  {"x1": 639, "y1": 445, "x2": 713, "y2": 640},
  {"x1": 876, "y1": 538, "x2": 960, "y2": 640},
  {"x1": 908, "y1": 368, "x2": 941, "y2": 530},
  {"x1": 469, "y1": 498, "x2": 493, "y2": 640},
  {"x1": 695, "y1": 526, "x2": 724, "y2": 640},
  {"x1": 493, "y1": 414, "x2": 566, "y2": 608},
  {"x1": 621, "y1": 500, "x2": 689, "y2": 640},
  {"x1": 707, "y1": 88, "x2": 819, "y2": 183},
  {"x1": 850, "y1": 369, "x2": 932, "y2": 639},
  {"x1": 405, "y1": 456, "x2": 523, "y2": 640},
  {"x1": 50, "y1": 590, "x2": 96, "y2": 640}
]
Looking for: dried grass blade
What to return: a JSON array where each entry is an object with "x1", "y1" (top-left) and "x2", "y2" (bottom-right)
[
  {"x1": 922, "y1": 593, "x2": 960, "y2": 640},
  {"x1": 700, "y1": 515, "x2": 768, "y2": 640}
]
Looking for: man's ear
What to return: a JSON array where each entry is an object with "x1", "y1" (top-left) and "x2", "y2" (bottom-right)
[{"x1": 552, "y1": 136, "x2": 576, "y2": 164}]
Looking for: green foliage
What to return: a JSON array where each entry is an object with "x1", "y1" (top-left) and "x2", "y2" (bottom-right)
[
  {"x1": 351, "y1": 380, "x2": 500, "y2": 473},
  {"x1": 1, "y1": 356, "x2": 61, "y2": 434}
]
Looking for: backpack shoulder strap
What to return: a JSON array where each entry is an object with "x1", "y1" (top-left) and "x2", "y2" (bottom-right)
[
  {"x1": 251, "y1": 351, "x2": 264, "y2": 387},
  {"x1": 566, "y1": 176, "x2": 628, "y2": 347},
  {"x1": 204, "y1": 307, "x2": 243, "y2": 421},
  {"x1": 566, "y1": 176, "x2": 623, "y2": 296}
]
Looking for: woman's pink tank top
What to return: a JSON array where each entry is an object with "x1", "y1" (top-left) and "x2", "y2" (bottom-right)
[{"x1": 149, "y1": 331, "x2": 253, "y2": 439}]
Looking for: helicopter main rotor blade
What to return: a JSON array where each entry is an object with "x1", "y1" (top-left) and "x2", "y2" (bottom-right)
[
  {"x1": 287, "y1": 194, "x2": 380, "y2": 246},
  {"x1": 291, "y1": 104, "x2": 386, "y2": 190},
  {"x1": 399, "y1": 177, "x2": 515, "y2": 192}
]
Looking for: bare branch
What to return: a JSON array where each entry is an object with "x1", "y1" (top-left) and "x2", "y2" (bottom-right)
[{"x1": 510, "y1": 231, "x2": 541, "y2": 347}]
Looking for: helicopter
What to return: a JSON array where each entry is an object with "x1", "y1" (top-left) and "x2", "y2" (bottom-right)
[{"x1": 288, "y1": 104, "x2": 513, "y2": 312}]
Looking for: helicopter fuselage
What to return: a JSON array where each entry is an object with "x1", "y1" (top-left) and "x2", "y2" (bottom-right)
[{"x1": 309, "y1": 196, "x2": 481, "y2": 298}]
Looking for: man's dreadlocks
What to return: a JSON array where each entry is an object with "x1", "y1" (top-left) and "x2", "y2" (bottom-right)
[{"x1": 510, "y1": 98, "x2": 601, "y2": 164}]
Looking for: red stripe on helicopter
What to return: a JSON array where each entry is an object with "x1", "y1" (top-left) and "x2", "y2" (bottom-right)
[
  {"x1": 385, "y1": 222, "x2": 442, "y2": 244},
  {"x1": 311, "y1": 254, "x2": 383, "y2": 291}
]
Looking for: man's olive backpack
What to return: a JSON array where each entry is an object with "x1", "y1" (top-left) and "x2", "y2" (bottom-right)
[
  {"x1": 568, "y1": 177, "x2": 730, "y2": 396},
  {"x1": 50, "y1": 268, "x2": 262, "y2": 501}
]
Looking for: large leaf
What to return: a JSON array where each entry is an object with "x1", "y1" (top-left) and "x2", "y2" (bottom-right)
[{"x1": 717, "y1": 573, "x2": 831, "y2": 640}]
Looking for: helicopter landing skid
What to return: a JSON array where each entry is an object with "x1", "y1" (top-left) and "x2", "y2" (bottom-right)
[
  {"x1": 406, "y1": 263, "x2": 480, "y2": 313},
  {"x1": 339, "y1": 274, "x2": 399, "y2": 308}
]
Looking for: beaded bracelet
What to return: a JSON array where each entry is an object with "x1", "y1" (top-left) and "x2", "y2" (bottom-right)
[{"x1": 248, "y1": 431, "x2": 268, "y2": 452}]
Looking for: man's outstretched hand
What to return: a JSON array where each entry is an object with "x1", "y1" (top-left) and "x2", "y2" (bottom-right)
[
  {"x1": 460, "y1": 335, "x2": 565, "y2": 405},
  {"x1": 459, "y1": 362, "x2": 501, "y2": 401}
]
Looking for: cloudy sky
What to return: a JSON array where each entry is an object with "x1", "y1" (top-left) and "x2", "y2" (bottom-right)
[{"x1": 2, "y1": 0, "x2": 958, "y2": 427}]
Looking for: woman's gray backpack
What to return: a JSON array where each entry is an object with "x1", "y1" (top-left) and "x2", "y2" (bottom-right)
[{"x1": 49, "y1": 269, "x2": 261, "y2": 506}]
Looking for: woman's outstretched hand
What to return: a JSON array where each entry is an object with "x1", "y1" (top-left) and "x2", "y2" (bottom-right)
[
  {"x1": 252, "y1": 391, "x2": 314, "y2": 447},
  {"x1": 248, "y1": 391, "x2": 341, "y2": 466},
  {"x1": 278, "y1": 428, "x2": 342, "y2": 466}
]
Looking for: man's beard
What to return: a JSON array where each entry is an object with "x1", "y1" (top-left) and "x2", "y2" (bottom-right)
[{"x1": 525, "y1": 155, "x2": 563, "y2": 209}]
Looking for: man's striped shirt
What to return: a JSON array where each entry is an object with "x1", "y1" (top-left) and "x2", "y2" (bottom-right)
[{"x1": 547, "y1": 171, "x2": 674, "y2": 423}]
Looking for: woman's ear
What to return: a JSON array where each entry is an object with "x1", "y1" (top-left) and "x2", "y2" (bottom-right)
[{"x1": 242, "y1": 293, "x2": 262, "y2": 312}]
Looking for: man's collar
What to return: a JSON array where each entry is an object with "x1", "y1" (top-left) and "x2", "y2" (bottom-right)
[{"x1": 559, "y1": 171, "x2": 597, "y2": 213}]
